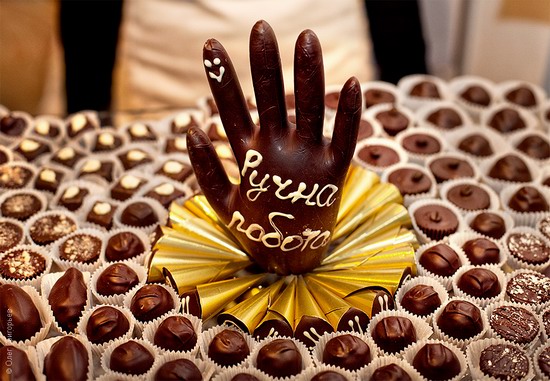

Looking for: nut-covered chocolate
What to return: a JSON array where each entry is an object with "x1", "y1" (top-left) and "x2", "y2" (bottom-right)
[
  {"x1": 507, "y1": 233, "x2": 550, "y2": 265},
  {"x1": 506, "y1": 272, "x2": 550, "y2": 305},
  {"x1": 96, "y1": 263, "x2": 139, "y2": 296},
  {"x1": 208, "y1": 329, "x2": 250, "y2": 366},
  {"x1": 0, "y1": 284, "x2": 42, "y2": 341},
  {"x1": 436, "y1": 300, "x2": 483, "y2": 339},
  {"x1": 412, "y1": 343, "x2": 461, "y2": 380},
  {"x1": 256, "y1": 338, "x2": 302, "y2": 378},
  {"x1": 322, "y1": 334, "x2": 371, "y2": 371},
  {"x1": 85, "y1": 306, "x2": 130, "y2": 344},
  {"x1": 59, "y1": 233, "x2": 102, "y2": 264},
  {"x1": 29, "y1": 213, "x2": 77, "y2": 246},
  {"x1": 48, "y1": 267, "x2": 88, "y2": 332},
  {"x1": 130, "y1": 284, "x2": 175, "y2": 322},
  {"x1": 490, "y1": 305, "x2": 540, "y2": 344},
  {"x1": 109, "y1": 340, "x2": 155, "y2": 375},
  {"x1": 0, "y1": 248, "x2": 46, "y2": 280},
  {"x1": 154, "y1": 315, "x2": 197, "y2": 352},
  {"x1": 0, "y1": 220, "x2": 23, "y2": 251},
  {"x1": 372, "y1": 316, "x2": 417, "y2": 354},
  {"x1": 479, "y1": 344, "x2": 529, "y2": 380},
  {"x1": 0, "y1": 164, "x2": 34, "y2": 189},
  {"x1": 43, "y1": 336, "x2": 89, "y2": 381},
  {"x1": 457, "y1": 268, "x2": 501, "y2": 299}
]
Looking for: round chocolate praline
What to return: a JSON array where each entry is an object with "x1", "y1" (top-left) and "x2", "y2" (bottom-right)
[
  {"x1": 469, "y1": 212, "x2": 506, "y2": 239},
  {"x1": 479, "y1": 344, "x2": 529, "y2": 380},
  {"x1": 436, "y1": 300, "x2": 483, "y2": 340},
  {"x1": 401, "y1": 133, "x2": 441, "y2": 155},
  {"x1": 446, "y1": 184, "x2": 490, "y2": 211},
  {"x1": 488, "y1": 108, "x2": 526, "y2": 133},
  {"x1": 109, "y1": 340, "x2": 154, "y2": 375},
  {"x1": 208, "y1": 329, "x2": 250, "y2": 367},
  {"x1": 364, "y1": 88, "x2": 396, "y2": 108},
  {"x1": 0, "y1": 192, "x2": 43, "y2": 220},
  {"x1": 85, "y1": 306, "x2": 130, "y2": 344},
  {"x1": 130, "y1": 284, "x2": 175, "y2": 322},
  {"x1": 375, "y1": 108, "x2": 409, "y2": 136},
  {"x1": 490, "y1": 305, "x2": 540, "y2": 344},
  {"x1": 48, "y1": 267, "x2": 88, "y2": 332},
  {"x1": 457, "y1": 134, "x2": 493, "y2": 157},
  {"x1": 29, "y1": 213, "x2": 77, "y2": 246},
  {"x1": 387, "y1": 168, "x2": 432, "y2": 196},
  {"x1": 429, "y1": 157, "x2": 475, "y2": 183},
  {"x1": 153, "y1": 359, "x2": 202, "y2": 381},
  {"x1": 488, "y1": 154, "x2": 532, "y2": 182},
  {"x1": 0, "y1": 220, "x2": 23, "y2": 251},
  {"x1": 322, "y1": 334, "x2": 371, "y2": 371},
  {"x1": 0, "y1": 284, "x2": 42, "y2": 341},
  {"x1": 372, "y1": 316, "x2": 417, "y2": 354},
  {"x1": 400, "y1": 284, "x2": 442, "y2": 316},
  {"x1": 0, "y1": 345, "x2": 36, "y2": 381},
  {"x1": 105, "y1": 231, "x2": 145, "y2": 262},
  {"x1": 508, "y1": 186, "x2": 549, "y2": 212},
  {"x1": 59, "y1": 233, "x2": 102, "y2": 264},
  {"x1": 311, "y1": 370, "x2": 348, "y2": 381},
  {"x1": 507, "y1": 233, "x2": 550, "y2": 265},
  {"x1": 505, "y1": 86, "x2": 537, "y2": 107},
  {"x1": 0, "y1": 164, "x2": 34, "y2": 189},
  {"x1": 516, "y1": 135, "x2": 550, "y2": 159},
  {"x1": 412, "y1": 343, "x2": 461, "y2": 381},
  {"x1": 410, "y1": 81, "x2": 440, "y2": 98},
  {"x1": 43, "y1": 336, "x2": 89, "y2": 381},
  {"x1": 426, "y1": 108, "x2": 462, "y2": 130},
  {"x1": 460, "y1": 85, "x2": 491, "y2": 106},
  {"x1": 120, "y1": 201, "x2": 159, "y2": 227},
  {"x1": 414, "y1": 204, "x2": 459, "y2": 240},
  {"x1": 0, "y1": 248, "x2": 46, "y2": 280},
  {"x1": 358, "y1": 145, "x2": 400, "y2": 167},
  {"x1": 256, "y1": 339, "x2": 302, "y2": 378},
  {"x1": 461, "y1": 238, "x2": 500, "y2": 265},
  {"x1": 154, "y1": 315, "x2": 197, "y2": 352},
  {"x1": 419, "y1": 243, "x2": 461, "y2": 277},
  {"x1": 96, "y1": 263, "x2": 139, "y2": 296},
  {"x1": 371, "y1": 364, "x2": 412, "y2": 381},
  {"x1": 0, "y1": 114, "x2": 28, "y2": 137},
  {"x1": 457, "y1": 268, "x2": 501, "y2": 299},
  {"x1": 506, "y1": 272, "x2": 550, "y2": 305}
]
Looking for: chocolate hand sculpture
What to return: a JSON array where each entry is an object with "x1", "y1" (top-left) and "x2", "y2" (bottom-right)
[{"x1": 187, "y1": 20, "x2": 361, "y2": 275}]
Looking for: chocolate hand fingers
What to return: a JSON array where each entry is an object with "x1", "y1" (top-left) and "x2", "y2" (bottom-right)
[
  {"x1": 331, "y1": 77, "x2": 362, "y2": 166},
  {"x1": 294, "y1": 29, "x2": 325, "y2": 144},
  {"x1": 203, "y1": 39, "x2": 254, "y2": 166},
  {"x1": 250, "y1": 20, "x2": 288, "y2": 140},
  {"x1": 186, "y1": 127, "x2": 233, "y2": 222}
]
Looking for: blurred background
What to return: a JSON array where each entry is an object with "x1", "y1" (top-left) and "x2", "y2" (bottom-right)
[{"x1": 1, "y1": 0, "x2": 549, "y2": 118}]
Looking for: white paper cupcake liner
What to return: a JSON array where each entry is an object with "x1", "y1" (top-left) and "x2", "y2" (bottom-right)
[
  {"x1": 367, "y1": 309, "x2": 433, "y2": 357},
  {"x1": 397, "y1": 75, "x2": 453, "y2": 111},
  {"x1": 500, "y1": 182, "x2": 550, "y2": 227},
  {"x1": 363, "y1": 103, "x2": 416, "y2": 138},
  {"x1": 497, "y1": 80, "x2": 547, "y2": 113},
  {"x1": 447, "y1": 231, "x2": 508, "y2": 268},
  {"x1": 381, "y1": 163, "x2": 438, "y2": 208},
  {"x1": 49, "y1": 179, "x2": 108, "y2": 215},
  {"x1": 414, "y1": 100, "x2": 473, "y2": 133},
  {"x1": 448, "y1": 75, "x2": 499, "y2": 121},
  {"x1": 91, "y1": 260, "x2": 147, "y2": 306},
  {"x1": 440, "y1": 178, "x2": 500, "y2": 215},
  {"x1": 451, "y1": 265, "x2": 507, "y2": 308},
  {"x1": 0, "y1": 217, "x2": 26, "y2": 249},
  {"x1": 24, "y1": 209, "x2": 80, "y2": 248},
  {"x1": 425, "y1": 152, "x2": 481, "y2": 187},
  {"x1": 445, "y1": 124, "x2": 508, "y2": 164},
  {"x1": 29, "y1": 114, "x2": 66, "y2": 144},
  {"x1": 502, "y1": 226, "x2": 550, "y2": 272},
  {"x1": 353, "y1": 137, "x2": 409, "y2": 175},
  {"x1": 152, "y1": 352, "x2": 216, "y2": 381},
  {"x1": 359, "y1": 355, "x2": 424, "y2": 381},
  {"x1": 0, "y1": 111, "x2": 32, "y2": 145},
  {"x1": 0, "y1": 161, "x2": 37, "y2": 192},
  {"x1": 505, "y1": 269, "x2": 550, "y2": 312},
  {"x1": 142, "y1": 312, "x2": 202, "y2": 356},
  {"x1": 480, "y1": 150, "x2": 542, "y2": 193},
  {"x1": 463, "y1": 210, "x2": 515, "y2": 242},
  {"x1": 296, "y1": 364, "x2": 356, "y2": 381},
  {"x1": 100, "y1": 337, "x2": 159, "y2": 380},
  {"x1": 50, "y1": 227, "x2": 106, "y2": 273},
  {"x1": 36, "y1": 334, "x2": 94, "y2": 381},
  {"x1": 395, "y1": 275, "x2": 449, "y2": 324},
  {"x1": 409, "y1": 199, "x2": 467, "y2": 244},
  {"x1": 533, "y1": 341, "x2": 550, "y2": 381},
  {"x1": 41, "y1": 269, "x2": 92, "y2": 335},
  {"x1": 100, "y1": 227, "x2": 151, "y2": 266},
  {"x1": 466, "y1": 337, "x2": 534, "y2": 381},
  {"x1": 0, "y1": 244, "x2": 52, "y2": 290},
  {"x1": 403, "y1": 338, "x2": 468, "y2": 381},
  {"x1": 112, "y1": 196, "x2": 168, "y2": 235},
  {"x1": 395, "y1": 126, "x2": 447, "y2": 165}
]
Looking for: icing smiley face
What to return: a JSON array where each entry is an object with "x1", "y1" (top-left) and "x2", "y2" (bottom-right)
[{"x1": 204, "y1": 57, "x2": 225, "y2": 83}]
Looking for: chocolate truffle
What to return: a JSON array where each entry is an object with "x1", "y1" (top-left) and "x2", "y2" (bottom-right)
[
  {"x1": 508, "y1": 186, "x2": 549, "y2": 212},
  {"x1": 34, "y1": 167, "x2": 64, "y2": 193},
  {"x1": 371, "y1": 364, "x2": 412, "y2": 381},
  {"x1": 409, "y1": 81, "x2": 441, "y2": 98},
  {"x1": 426, "y1": 108, "x2": 462, "y2": 130},
  {"x1": 0, "y1": 113, "x2": 28, "y2": 137},
  {"x1": 516, "y1": 135, "x2": 550, "y2": 159},
  {"x1": 375, "y1": 108, "x2": 409, "y2": 136},
  {"x1": 109, "y1": 340, "x2": 154, "y2": 375},
  {"x1": 86, "y1": 201, "x2": 117, "y2": 229},
  {"x1": 164, "y1": 136, "x2": 188, "y2": 154},
  {"x1": 429, "y1": 157, "x2": 475, "y2": 183},
  {"x1": 387, "y1": 168, "x2": 432, "y2": 196},
  {"x1": 322, "y1": 334, "x2": 371, "y2": 371},
  {"x1": 154, "y1": 359, "x2": 202, "y2": 381},
  {"x1": 48, "y1": 267, "x2": 88, "y2": 332},
  {"x1": 154, "y1": 315, "x2": 197, "y2": 352},
  {"x1": 446, "y1": 184, "x2": 490, "y2": 211},
  {"x1": 130, "y1": 284, "x2": 174, "y2": 322},
  {"x1": 460, "y1": 85, "x2": 491, "y2": 106},
  {"x1": 127, "y1": 122, "x2": 157, "y2": 141},
  {"x1": 401, "y1": 284, "x2": 441, "y2": 316},
  {"x1": 414, "y1": 206, "x2": 459, "y2": 241},
  {"x1": 0, "y1": 346, "x2": 36, "y2": 381},
  {"x1": 457, "y1": 134, "x2": 493, "y2": 157},
  {"x1": 59, "y1": 233, "x2": 102, "y2": 264},
  {"x1": 372, "y1": 316, "x2": 417, "y2": 354},
  {"x1": 357, "y1": 119, "x2": 374, "y2": 140},
  {"x1": 28, "y1": 213, "x2": 77, "y2": 246},
  {"x1": 117, "y1": 149, "x2": 153, "y2": 170},
  {"x1": 311, "y1": 371, "x2": 347, "y2": 381},
  {"x1": 13, "y1": 138, "x2": 50, "y2": 162},
  {"x1": 358, "y1": 145, "x2": 400, "y2": 167},
  {"x1": 488, "y1": 108, "x2": 526, "y2": 133},
  {"x1": 469, "y1": 212, "x2": 506, "y2": 239},
  {"x1": 401, "y1": 133, "x2": 441, "y2": 155},
  {"x1": 144, "y1": 183, "x2": 186, "y2": 209},
  {"x1": 412, "y1": 343, "x2": 461, "y2": 381},
  {"x1": 85, "y1": 306, "x2": 130, "y2": 344},
  {"x1": 457, "y1": 268, "x2": 501, "y2": 298},
  {"x1": 253, "y1": 317, "x2": 293, "y2": 340},
  {"x1": 57, "y1": 186, "x2": 89, "y2": 211},
  {"x1": 461, "y1": 238, "x2": 500, "y2": 265},
  {"x1": 93, "y1": 131, "x2": 123, "y2": 152},
  {"x1": 0, "y1": 284, "x2": 42, "y2": 341},
  {"x1": 539, "y1": 346, "x2": 550, "y2": 378},
  {"x1": 295, "y1": 315, "x2": 333, "y2": 348},
  {"x1": 156, "y1": 160, "x2": 194, "y2": 182},
  {"x1": 0, "y1": 192, "x2": 43, "y2": 220},
  {"x1": 419, "y1": 243, "x2": 462, "y2": 277},
  {"x1": 50, "y1": 146, "x2": 85, "y2": 168},
  {"x1": 0, "y1": 164, "x2": 34, "y2": 189},
  {"x1": 120, "y1": 201, "x2": 159, "y2": 227},
  {"x1": 0, "y1": 220, "x2": 23, "y2": 251},
  {"x1": 505, "y1": 86, "x2": 537, "y2": 107},
  {"x1": 489, "y1": 305, "x2": 540, "y2": 344},
  {"x1": 96, "y1": 263, "x2": 139, "y2": 296},
  {"x1": 436, "y1": 300, "x2": 483, "y2": 339},
  {"x1": 78, "y1": 159, "x2": 115, "y2": 182},
  {"x1": 506, "y1": 272, "x2": 550, "y2": 305},
  {"x1": 171, "y1": 113, "x2": 200, "y2": 134},
  {"x1": 105, "y1": 231, "x2": 145, "y2": 262},
  {"x1": 507, "y1": 233, "x2": 550, "y2": 265},
  {"x1": 66, "y1": 114, "x2": 95, "y2": 138},
  {"x1": 256, "y1": 339, "x2": 302, "y2": 378},
  {"x1": 208, "y1": 329, "x2": 250, "y2": 366},
  {"x1": 111, "y1": 174, "x2": 147, "y2": 201},
  {"x1": 43, "y1": 336, "x2": 89, "y2": 381},
  {"x1": 488, "y1": 154, "x2": 532, "y2": 182},
  {"x1": 479, "y1": 344, "x2": 528, "y2": 380},
  {"x1": 364, "y1": 88, "x2": 396, "y2": 108},
  {"x1": 0, "y1": 248, "x2": 46, "y2": 280}
]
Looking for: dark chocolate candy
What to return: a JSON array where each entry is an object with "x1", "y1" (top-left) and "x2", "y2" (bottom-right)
[
  {"x1": 96, "y1": 263, "x2": 139, "y2": 296},
  {"x1": 436, "y1": 300, "x2": 483, "y2": 339},
  {"x1": 539, "y1": 346, "x2": 550, "y2": 378},
  {"x1": 86, "y1": 201, "x2": 117, "y2": 229},
  {"x1": 516, "y1": 135, "x2": 550, "y2": 159},
  {"x1": 461, "y1": 238, "x2": 500, "y2": 265},
  {"x1": 506, "y1": 272, "x2": 550, "y2": 305},
  {"x1": 57, "y1": 186, "x2": 89, "y2": 212},
  {"x1": 48, "y1": 267, "x2": 88, "y2": 332},
  {"x1": 469, "y1": 212, "x2": 506, "y2": 239},
  {"x1": 155, "y1": 160, "x2": 194, "y2": 182},
  {"x1": 400, "y1": 284, "x2": 441, "y2": 316},
  {"x1": 164, "y1": 137, "x2": 188, "y2": 154},
  {"x1": 488, "y1": 108, "x2": 526, "y2": 133},
  {"x1": 429, "y1": 157, "x2": 474, "y2": 183},
  {"x1": 0, "y1": 345, "x2": 36, "y2": 381},
  {"x1": 144, "y1": 183, "x2": 186, "y2": 209},
  {"x1": 127, "y1": 123, "x2": 157, "y2": 141},
  {"x1": 111, "y1": 174, "x2": 147, "y2": 201},
  {"x1": 0, "y1": 220, "x2": 23, "y2": 251},
  {"x1": 409, "y1": 81, "x2": 440, "y2": 98},
  {"x1": 457, "y1": 268, "x2": 501, "y2": 298},
  {"x1": 508, "y1": 186, "x2": 549, "y2": 212},
  {"x1": 505, "y1": 86, "x2": 537, "y2": 107},
  {"x1": 105, "y1": 231, "x2": 145, "y2": 262},
  {"x1": 0, "y1": 248, "x2": 46, "y2": 280},
  {"x1": 120, "y1": 201, "x2": 159, "y2": 227},
  {"x1": 207, "y1": 329, "x2": 250, "y2": 366},
  {"x1": 78, "y1": 159, "x2": 114, "y2": 182},
  {"x1": 253, "y1": 318, "x2": 293, "y2": 340},
  {"x1": 337, "y1": 307, "x2": 370, "y2": 334},
  {"x1": 59, "y1": 233, "x2": 102, "y2": 264},
  {"x1": 50, "y1": 147, "x2": 86, "y2": 168},
  {"x1": 446, "y1": 184, "x2": 490, "y2": 211},
  {"x1": 419, "y1": 244, "x2": 461, "y2": 277},
  {"x1": 426, "y1": 108, "x2": 462, "y2": 130},
  {"x1": 130, "y1": 284, "x2": 174, "y2": 322},
  {"x1": 171, "y1": 113, "x2": 200, "y2": 134},
  {"x1": 364, "y1": 89, "x2": 396, "y2": 108},
  {"x1": 66, "y1": 114, "x2": 95, "y2": 138},
  {"x1": 460, "y1": 85, "x2": 491, "y2": 106},
  {"x1": 34, "y1": 167, "x2": 64, "y2": 193},
  {"x1": 0, "y1": 192, "x2": 43, "y2": 221},
  {"x1": 375, "y1": 108, "x2": 409, "y2": 136},
  {"x1": 490, "y1": 305, "x2": 539, "y2": 344},
  {"x1": 31, "y1": 120, "x2": 59, "y2": 137},
  {"x1": 479, "y1": 344, "x2": 528, "y2": 380},
  {"x1": 109, "y1": 340, "x2": 154, "y2": 375},
  {"x1": 0, "y1": 114, "x2": 27, "y2": 136},
  {"x1": 294, "y1": 315, "x2": 333, "y2": 348},
  {"x1": 488, "y1": 154, "x2": 532, "y2": 182},
  {"x1": 358, "y1": 145, "x2": 400, "y2": 167},
  {"x1": 412, "y1": 343, "x2": 461, "y2": 381},
  {"x1": 372, "y1": 316, "x2": 416, "y2": 354},
  {"x1": 85, "y1": 306, "x2": 130, "y2": 344},
  {"x1": 457, "y1": 134, "x2": 493, "y2": 157},
  {"x1": 414, "y1": 206, "x2": 459, "y2": 241},
  {"x1": 154, "y1": 315, "x2": 197, "y2": 352},
  {"x1": 154, "y1": 359, "x2": 202, "y2": 381},
  {"x1": 507, "y1": 233, "x2": 550, "y2": 265},
  {"x1": 256, "y1": 338, "x2": 302, "y2": 378},
  {"x1": 311, "y1": 370, "x2": 348, "y2": 381},
  {"x1": 387, "y1": 168, "x2": 432, "y2": 196},
  {"x1": 117, "y1": 149, "x2": 153, "y2": 170},
  {"x1": 371, "y1": 364, "x2": 412, "y2": 381},
  {"x1": 401, "y1": 133, "x2": 441, "y2": 155},
  {"x1": 14, "y1": 138, "x2": 50, "y2": 162},
  {"x1": 43, "y1": 336, "x2": 89, "y2": 381},
  {"x1": 0, "y1": 284, "x2": 42, "y2": 341},
  {"x1": 0, "y1": 165, "x2": 34, "y2": 189},
  {"x1": 93, "y1": 131, "x2": 123, "y2": 152},
  {"x1": 322, "y1": 334, "x2": 371, "y2": 371}
]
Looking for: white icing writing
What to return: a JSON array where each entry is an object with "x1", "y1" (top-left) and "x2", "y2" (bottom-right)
[{"x1": 204, "y1": 58, "x2": 225, "y2": 83}]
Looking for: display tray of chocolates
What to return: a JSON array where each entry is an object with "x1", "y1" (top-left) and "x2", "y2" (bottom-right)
[{"x1": 1, "y1": 19, "x2": 550, "y2": 381}]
